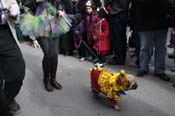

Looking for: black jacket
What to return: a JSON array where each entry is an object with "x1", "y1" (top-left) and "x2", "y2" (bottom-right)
[
  {"x1": 132, "y1": 0, "x2": 171, "y2": 31},
  {"x1": 105, "y1": 0, "x2": 131, "y2": 15},
  {"x1": 49, "y1": 0, "x2": 73, "y2": 14}
]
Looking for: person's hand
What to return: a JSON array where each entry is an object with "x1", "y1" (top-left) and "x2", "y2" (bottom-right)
[
  {"x1": 31, "y1": 40, "x2": 40, "y2": 48},
  {"x1": 8, "y1": 3, "x2": 20, "y2": 17},
  {"x1": 57, "y1": 10, "x2": 64, "y2": 17},
  {"x1": 29, "y1": 37, "x2": 40, "y2": 48},
  {"x1": 93, "y1": 36, "x2": 98, "y2": 42}
]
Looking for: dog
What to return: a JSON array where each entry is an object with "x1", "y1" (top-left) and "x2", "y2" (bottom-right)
[{"x1": 89, "y1": 64, "x2": 138, "y2": 110}]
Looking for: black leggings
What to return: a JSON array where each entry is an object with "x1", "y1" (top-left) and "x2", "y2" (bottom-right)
[{"x1": 38, "y1": 38, "x2": 59, "y2": 79}]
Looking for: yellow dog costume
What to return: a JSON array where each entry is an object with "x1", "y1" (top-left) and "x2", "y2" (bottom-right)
[{"x1": 90, "y1": 66, "x2": 137, "y2": 110}]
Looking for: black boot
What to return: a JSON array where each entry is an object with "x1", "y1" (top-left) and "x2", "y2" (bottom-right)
[
  {"x1": 50, "y1": 78, "x2": 62, "y2": 90},
  {"x1": 43, "y1": 78, "x2": 54, "y2": 92},
  {"x1": 42, "y1": 61, "x2": 53, "y2": 92},
  {"x1": 8, "y1": 99, "x2": 21, "y2": 114},
  {"x1": 50, "y1": 61, "x2": 62, "y2": 90},
  {"x1": 0, "y1": 90, "x2": 14, "y2": 116},
  {"x1": 173, "y1": 83, "x2": 175, "y2": 88}
]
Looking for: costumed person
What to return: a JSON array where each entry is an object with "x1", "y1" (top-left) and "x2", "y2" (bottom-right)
[
  {"x1": 77, "y1": 0, "x2": 101, "y2": 12},
  {"x1": 76, "y1": 0, "x2": 98, "y2": 62},
  {"x1": 19, "y1": 0, "x2": 72, "y2": 92},
  {"x1": 0, "y1": 0, "x2": 25, "y2": 116},
  {"x1": 92, "y1": 9, "x2": 110, "y2": 66}
]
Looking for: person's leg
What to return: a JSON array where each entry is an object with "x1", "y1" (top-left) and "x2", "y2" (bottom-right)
[
  {"x1": 137, "y1": 31, "x2": 154, "y2": 76},
  {"x1": 0, "y1": 27, "x2": 25, "y2": 113},
  {"x1": 0, "y1": 73, "x2": 13, "y2": 116},
  {"x1": 3, "y1": 81, "x2": 23, "y2": 114},
  {"x1": 99, "y1": 54, "x2": 106, "y2": 64},
  {"x1": 1, "y1": 51, "x2": 24, "y2": 102},
  {"x1": 78, "y1": 42, "x2": 87, "y2": 61},
  {"x1": 154, "y1": 30, "x2": 167, "y2": 74},
  {"x1": 135, "y1": 29, "x2": 140, "y2": 67},
  {"x1": 78, "y1": 45, "x2": 84, "y2": 59},
  {"x1": 154, "y1": 29, "x2": 170, "y2": 81},
  {"x1": 109, "y1": 14, "x2": 127, "y2": 65},
  {"x1": 50, "y1": 38, "x2": 62, "y2": 90},
  {"x1": 168, "y1": 35, "x2": 175, "y2": 58},
  {"x1": 37, "y1": 38, "x2": 53, "y2": 92},
  {"x1": 0, "y1": 88, "x2": 13, "y2": 116}
]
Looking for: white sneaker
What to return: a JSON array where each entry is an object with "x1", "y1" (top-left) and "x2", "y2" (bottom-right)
[{"x1": 79, "y1": 57, "x2": 85, "y2": 61}]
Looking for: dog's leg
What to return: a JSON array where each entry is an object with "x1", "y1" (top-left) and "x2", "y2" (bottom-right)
[
  {"x1": 92, "y1": 89, "x2": 99, "y2": 98},
  {"x1": 107, "y1": 98, "x2": 120, "y2": 111}
]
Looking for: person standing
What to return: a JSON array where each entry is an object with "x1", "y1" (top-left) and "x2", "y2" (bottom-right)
[
  {"x1": 0, "y1": 2, "x2": 25, "y2": 116},
  {"x1": 105, "y1": 0, "x2": 131, "y2": 65},
  {"x1": 77, "y1": 0, "x2": 98, "y2": 61},
  {"x1": 58, "y1": 0, "x2": 75, "y2": 56},
  {"x1": 133, "y1": 0, "x2": 171, "y2": 81},
  {"x1": 35, "y1": 0, "x2": 63, "y2": 92},
  {"x1": 92, "y1": 10, "x2": 110, "y2": 66}
]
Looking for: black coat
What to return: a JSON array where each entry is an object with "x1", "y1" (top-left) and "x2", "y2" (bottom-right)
[
  {"x1": 104, "y1": 0, "x2": 131, "y2": 15},
  {"x1": 46, "y1": 0, "x2": 73, "y2": 14},
  {"x1": 132, "y1": 0, "x2": 170, "y2": 31}
]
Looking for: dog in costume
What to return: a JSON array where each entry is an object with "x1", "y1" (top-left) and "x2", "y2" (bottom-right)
[{"x1": 89, "y1": 64, "x2": 138, "y2": 110}]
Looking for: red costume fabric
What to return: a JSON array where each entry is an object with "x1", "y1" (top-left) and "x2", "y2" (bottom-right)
[{"x1": 92, "y1": 18, "x2": 110, "y2": 54}]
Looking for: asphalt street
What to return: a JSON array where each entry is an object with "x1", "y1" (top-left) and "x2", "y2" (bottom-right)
[{"x1": 14, "y1": 43, "x2": 175, "y2": 116}]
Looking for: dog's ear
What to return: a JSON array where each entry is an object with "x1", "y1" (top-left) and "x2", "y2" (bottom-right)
[
  {"x1": 126, "y1": 81, "x2": 130, "y2": 89},
  {"x1": 127, "y1": 74, "x2": 135, "y2": 81}
]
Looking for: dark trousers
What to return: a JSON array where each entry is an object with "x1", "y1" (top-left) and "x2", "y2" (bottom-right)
[
  {"x1": 59, "y1": 31, "x2": 74, "y2": 54},
  {"x1": 132, "y1": 27, "x2": 140, "y2": 66},
  {"x1": 37, "y1": 38, "x2": 59, "y2": 80},
  {"x1": 78, "y1": 37, "x2": 91, "y2": 58},
  {"x1": 0, "y1": 26, "x2": 25, "y2": 116},
  {"x1": 0, "y1": 89, "x2": 13, "y2": 116},
  {"x1": 78, "y1": 41, "x2": 93, "y2": 57},
  {"x1": 109, "y1": 13, "x2": 128, "y2": 64},
  {"x1": 78, "y1": 43, "x2": 88, "y2": 58}
]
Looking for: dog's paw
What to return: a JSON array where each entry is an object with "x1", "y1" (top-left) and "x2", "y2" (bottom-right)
[
  {"x1": 114, "y1": 105, "x2": 120, "y2": 111},
  {"x1": 92, "y1": 90, "x2": 99, "y2": 98}
]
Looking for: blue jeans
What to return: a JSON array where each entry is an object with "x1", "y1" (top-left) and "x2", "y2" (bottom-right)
[{"x1": 139, "y1": 29, "x2": 168, "y2": 74}]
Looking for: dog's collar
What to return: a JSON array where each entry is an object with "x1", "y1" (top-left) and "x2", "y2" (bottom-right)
[{"x1": 116, "y1": 90, "x2": 126, "y2": 95}]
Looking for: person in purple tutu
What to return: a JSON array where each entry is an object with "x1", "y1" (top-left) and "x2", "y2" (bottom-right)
[{"x1": 35, "y1": 0, "x2": 64, "y2": 92}]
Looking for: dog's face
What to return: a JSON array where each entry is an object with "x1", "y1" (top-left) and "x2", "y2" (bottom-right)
[{"x1": 125, "y1": 74, "x2": 138, "y2": 91}]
